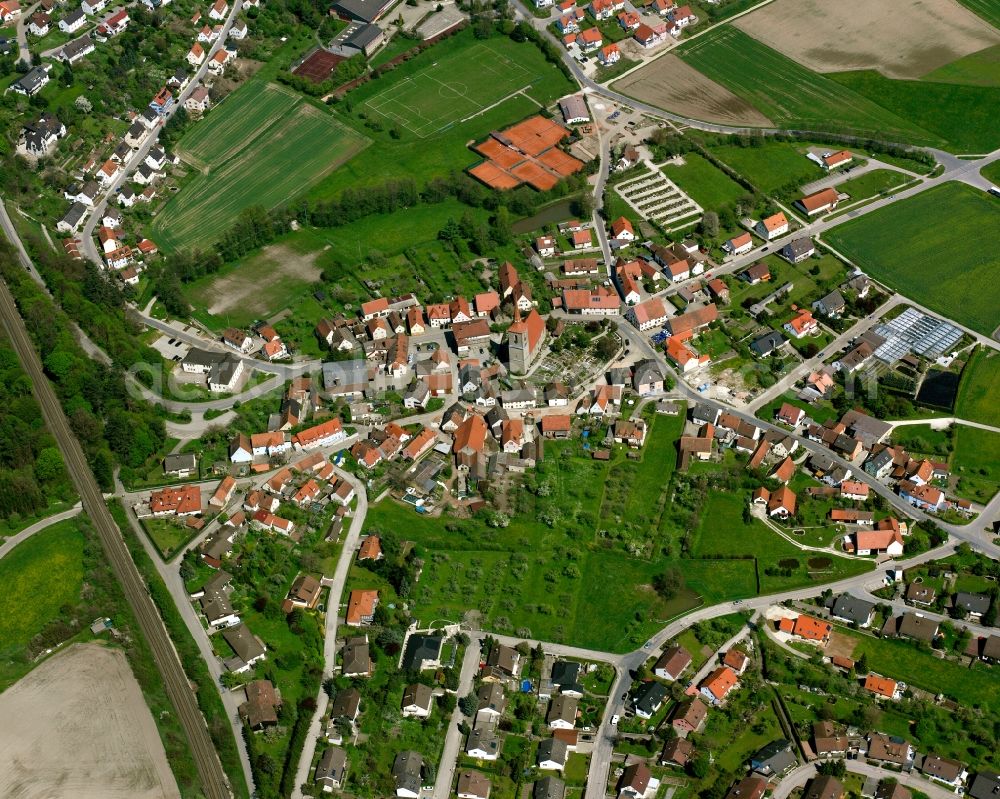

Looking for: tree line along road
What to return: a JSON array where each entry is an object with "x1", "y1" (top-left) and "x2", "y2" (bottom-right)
[{"x1": 0, "y1": 274, "x2": 234, "y2": 799}]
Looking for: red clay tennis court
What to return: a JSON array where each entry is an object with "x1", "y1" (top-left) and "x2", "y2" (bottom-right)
[
  {"x1": 468, "y1": 115, "x2": 587, "y2": 191},
  {"x1": 292, "y1": 49, "x2": 345, "y2": 84}
]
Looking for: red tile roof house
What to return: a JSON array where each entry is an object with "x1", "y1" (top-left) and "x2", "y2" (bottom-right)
[
  {"x1": 625, "y1": 297, "x2": 668, "y2": 331},
  {"x1": 767, "y1": 486, "x2": 797, "y2": 519},
  {"x1": 292, "y1": 418, "x2": 346, "y2": 450},
  {"x1": 784, "y1": 308, "x2": 818, "y2": 339},
  {"x1": 724, "y1": 232, "x2": 753, "y2": 256},
  {"x1": 791, "y1": 614, "x2": 832, "y2": 643},
  {"x1": 756, "y1": 211, "x2": 789, "y2": 241},
  {"x1": 598, "y1": 42, "x2": 621, "y2": 65},
  {"x1": 797, "y1": 187, "x2": 839, "y2": 217},
  {"x1": 653, "y1": 643, "x2": 692, "y2": 680},
  {"x1": 634, "y1": 22, "x2": 667, "y2": 47},
  {"x1": 722, "y1": 648, "x2": 749, "y2": 674},
  {"x1": 670, "y1": 697, "x2": 707, "y2": 735},
  {"x1": 148, "y1": 485, "x2": 201, "y2": 517},
  {"x1": 578, "y1": 26, "x2": 603, "y2": 52},
  {"x1": 360, "y1": 297, "x2": 390, "y2": 320},
  {"x1": 700, "y1": 666, "x2": 738, "y2": 705}
]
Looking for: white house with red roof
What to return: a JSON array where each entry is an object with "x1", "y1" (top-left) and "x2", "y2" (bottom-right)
[
  {"x1": 626, "y1": 297, "x2": 668, "y2": 331},
  {"x1": 578, "y1": 26, "x2": 603, "y2": 51},
  {"x1": 783, "y1": 308, "x2": 818, "y2": 339},
  {"x1": 724, "y1": 232, "x2": 753, "y2": 256},
  {"x1": 756, "y1": 212, "x2": 789, "y2": 241},
  {"x1": 589, "y1": 0, "x2": 624, "y2": 20},
  {"x1": 208, "y1": 0, "x2": 228, "y2": 19},
  {"x1": 97, "y1": 159, "x2": 121, "y2": 186},
  {"x1": 610, "y1": 216, "x2": 634, "y2": 243},
  {"x1": 634, "y1": 22, "x2": 667, "y2": 47},
  {"x1": 598, "y1": 42, "x2": 620, "y2": 65},
  {"x1": 188, "y1": 42, "x2": 205, "y2": 66},
  {"x1": 535, "y1": 236, "x2": 556, "y2": 258}
]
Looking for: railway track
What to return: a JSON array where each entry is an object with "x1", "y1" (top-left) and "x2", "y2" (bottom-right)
[{"x1": 0, "y1": 275, "x2": 232, "y2": 799}]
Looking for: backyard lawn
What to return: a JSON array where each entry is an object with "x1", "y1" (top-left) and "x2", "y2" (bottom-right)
[
  {"x1": 690, "y1": 492, "x2": 872, "y2": 593},
  {"x1": 825, "y1": 183, "x2": 1000, "y2": 337},
  {"x1": 840, "y1": 626, "x2": 1000, "y2": 712}
]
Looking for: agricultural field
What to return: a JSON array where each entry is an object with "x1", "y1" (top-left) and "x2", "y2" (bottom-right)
[
  {"x1": 675, "y1": 27, "x2": 939, "y2": 143},
  {"x1": 922, "y1": 43, "x2": 1000, "y2": 87},
  {"x1": 661, "y1": 152, "x2": 747, "y2": 210},
  {"x1": 957, "y1": 0, "x2": 1000, "y2": 28},
  {"x1": 152, "y1": 82, "x2": 370, "y2": 252},
  {"x1": 708, "y1": 140, "x2": 821, "y2": 193},
  {"x1": 612, "y1": 54, "x2": 775, "y2": 127},
  {"x1": 956, "y1": 347, "x2": 1000, "y2": 427},
  {"x1": 362, "y1": 38, "x2": 541, "y2": 137},
  {"x1": 0, "y1": 644, "x2": 180, "y2": 799},
  {"x1": 0, "y1": 520, "x2": 84, "y2": 661},
  {"x1": 825, "y1": 183, "x2": 1000, "y2": 337},
  {"x1": 830, "y1": 71, "x2": 1000, "y2": 152},
  {"x1": 733, "y1": 0, "x2": 999, "y2": 79}
]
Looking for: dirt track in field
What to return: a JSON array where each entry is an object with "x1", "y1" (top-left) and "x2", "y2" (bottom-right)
[
  {"x1": 0, "y1": 643, "x2": 180, "y2": 799},
  {"x1": 614, "y1": 54, "x2": 774, "y2": 127},
  {"x1": 734, "y1": 0, "x2": 1000, "y2": 79},
  {"x1": 206, "y1": 242, "x2": 322, "y2": 316}
]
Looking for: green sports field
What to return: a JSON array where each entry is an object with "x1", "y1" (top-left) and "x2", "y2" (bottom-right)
[
  {"x1": 676, "y1": 26, "x2": 940, "y2": 144},
  {"x1": 152, "y1": 82, "x2": 369, "y2": 252},
  {"x1": 825, "y1": 183, "x2": 1000, "y2": 337},
  {"x1": 362, "y1": 37, "x2": 546, "y2": 138}
]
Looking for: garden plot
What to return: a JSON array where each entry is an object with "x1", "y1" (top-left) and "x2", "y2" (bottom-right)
[{"x1": 615, "y1": 167, "x2": 703, "y2": 231}]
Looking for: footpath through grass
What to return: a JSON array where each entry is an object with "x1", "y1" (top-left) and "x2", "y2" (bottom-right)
[{"x1": 825, "y1": 183, "x2": 1000, "y2": 336}]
